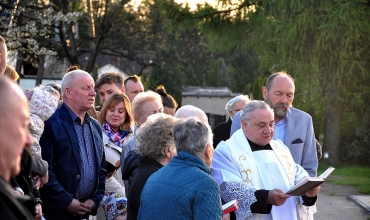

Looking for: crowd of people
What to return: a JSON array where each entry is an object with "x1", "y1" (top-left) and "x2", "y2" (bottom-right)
[{"x1": 0, "y1": 34, "x2": 322, "y2": 220}]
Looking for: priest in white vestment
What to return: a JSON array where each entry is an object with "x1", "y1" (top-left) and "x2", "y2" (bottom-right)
[{"x1": 211, "y1": 100, "x2": 320, "y2": 220}]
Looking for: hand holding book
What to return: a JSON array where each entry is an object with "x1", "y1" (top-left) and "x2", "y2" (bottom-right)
[{"x1": 304, "y1": 185, "x2": 321, "y2": 197}]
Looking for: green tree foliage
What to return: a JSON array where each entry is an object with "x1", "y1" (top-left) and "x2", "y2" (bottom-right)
[
  {"x1": 250, "y1": 1, "x2": 370, "y2": 165},
  {"x1": 339, "y1": 66, "x2": 370, "y2": 166},
  {"x1": 128, "y1": 0, "x2": 218, "y2": 104},
  {"x1": 217, "y1": 58, "x2": 230, "y2": 87},
  {"x1": 158, "y1": 0, "x2": 370, "y2": 165},
  {"x1": 251, "y1": 76, "x2": 266, "y2": 100},
  {"x1": 225, "y1": 48, "x2": 260, "y2": 93},
  {"x1": 146, "y1": 66, "x2": 185, "y2": 104},
  {"x1": 125, "y1": 0, "x2": 260, "y2": 105}
]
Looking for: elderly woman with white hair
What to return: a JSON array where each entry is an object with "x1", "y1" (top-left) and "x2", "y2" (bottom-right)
[
  {"x1": 213, "y1": 95, "x2": 250, "y2": 148},
  {"x1": 126, "y1": 113, "x2": 177, "y2": 220},
  {"x1": 121, "y1": 91, "x2": 164, "y2": 191}
]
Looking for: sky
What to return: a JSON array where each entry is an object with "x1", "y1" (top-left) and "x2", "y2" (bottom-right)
[
  {"x1": 130, "y1": 0, "x2": 217, "y2": 10},
  {"x1": 174, "y1": 0, "x2": 217, "y2": 9}
]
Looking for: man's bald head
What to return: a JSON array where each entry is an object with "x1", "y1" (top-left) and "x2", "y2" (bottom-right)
[
  {"x1": 61, "y1": 70, "x2": 96, "y2": 116},
  {"x1": 61, "y1": 70, "x2": 92, "y2": 96},
  {"x1": 0, "y1": 76, "x2": 32, "y2": 181},
  {"x1": 174, "y1": 105, "x2": 208, "y2": 123}
]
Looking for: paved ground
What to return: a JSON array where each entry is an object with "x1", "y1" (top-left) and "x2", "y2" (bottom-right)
[{"x1": 313, "y1": 176, "x2": 370, "y2": 220}]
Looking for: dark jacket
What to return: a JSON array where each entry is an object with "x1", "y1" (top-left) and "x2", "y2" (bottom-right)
[
  {"x1": 40, "y1": 104, "x2": 106, "y2": 220},
  {"x1": 127, "y1": 157, "x2": 163, "y2": 220},
  {"x1": 0, "y1": 176, "x2": 35, "y2": 220},
  {"x1": 11, "y1": 148, "x2": 41, "y2": 209},
  {"x1": 121, "y1": 150, "x2": 140, "y2": 191},
  {"x1": 213, "y1": 118, "x2": 232, "y2": 148}
]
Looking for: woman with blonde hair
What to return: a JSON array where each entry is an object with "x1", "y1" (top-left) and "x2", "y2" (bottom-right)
[
  {"x1": 98, "y1": 92, "x2": 134, "y2": 185},
  {"x1": 97, "y1": 93, "x2": 134, "y2": 220}
]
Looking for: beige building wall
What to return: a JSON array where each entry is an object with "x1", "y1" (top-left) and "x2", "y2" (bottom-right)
[{"x1": 181, "y1": 96, "x2": 230, "y2": 117}]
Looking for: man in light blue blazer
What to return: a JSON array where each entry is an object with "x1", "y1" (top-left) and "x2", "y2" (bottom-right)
[
  {"x1": 230, "y1": 72, "x2": 317, "y2": 177},
  {"x1": 40, "y1": 70, "x2": 106, "y2": 219}
]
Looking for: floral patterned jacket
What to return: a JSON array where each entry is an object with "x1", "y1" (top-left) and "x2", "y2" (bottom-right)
[{"x1": 28, "y1": 86, "x2": 59, "y2": 158}]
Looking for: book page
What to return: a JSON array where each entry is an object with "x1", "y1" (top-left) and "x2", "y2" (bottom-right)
[{"x1": 318, "y1": 166, "x2": 335, "y2": 179}]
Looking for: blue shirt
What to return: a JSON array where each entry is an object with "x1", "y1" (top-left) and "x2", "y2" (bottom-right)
[
  {"x1": 65, "y1": 104, "x2": 97, "y2": 201},
  {"x1": 230, "y1": 111, "x2": 242, "y2": 136},
  {"x1": 273, "y1": 115, "x2": 287, "y2": 142}
]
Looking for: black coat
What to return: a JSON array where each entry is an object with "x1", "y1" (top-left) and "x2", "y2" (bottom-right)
[
  {"x1": 121, "y1": 150, "x2": 140, "y2": 191},
  {"x1": 212, "y1": 118, "x2": 232, "y2": 148},
  {"x1": 0, "y1": 176, "x2": 35, "y2": 220},
  {"x1": 11, "y1": 148, "x2": 40, "y2": 206},
  {"x1": 126, "y1": 157, "x2": 163, "y2": 220}
]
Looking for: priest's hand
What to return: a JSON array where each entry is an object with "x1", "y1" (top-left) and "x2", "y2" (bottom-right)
[
  {"x1": 305, "y1": 185, "x2": 321, "y2": 197},
  {"x1": 267, "y1": 189, "x2": 291, "y2": 206}
]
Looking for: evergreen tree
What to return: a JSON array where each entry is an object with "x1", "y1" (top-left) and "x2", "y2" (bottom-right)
[{"x1": 159, "y1": 0, "x2": 370, "y2": 165}]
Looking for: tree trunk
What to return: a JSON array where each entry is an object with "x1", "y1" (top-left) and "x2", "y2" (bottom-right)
[
  {"x1": 323, "y1": 65, "x2": 341, "y2": 165},
  {"x1": 35, "y1": 55, "x2": 45, "y2": 86},
  {"x1": 15, "y1": 57, "x2": 22, "y2": 77}
]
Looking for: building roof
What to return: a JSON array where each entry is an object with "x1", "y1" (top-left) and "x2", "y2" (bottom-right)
[{"x1": 182, "y1": 86, "x2": 240, "y2": 97}]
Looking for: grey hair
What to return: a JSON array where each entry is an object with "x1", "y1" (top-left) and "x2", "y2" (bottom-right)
[
  {"x1": 42, "y1": 85, "x2": 60, "y2": 98},
  {"x1": 240, "y1": 100, "x2": 273, "y2": 123},
  {"x1": 132, "y1": 91, "x2": 163, "y2": 119},
  {"x1": 173, "y1": 117, "x2": 213, "y2": 158},
  {"x1": 174, "y1": 105, "x2": 208, "y2": 123},
  {"x1": 225, "y1": 95, "x2": 250, "y2": 115},
  {"x1": 61, "y1": 70, "x2": 90, "y2": 96},
  {"x1": 136, "y1": 113, "x2": 177, "y2": 160},
  {"x1": 45, "y1": 82, "x2": 62, "y2": 97}
]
